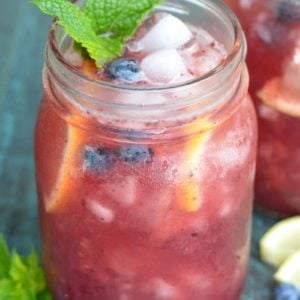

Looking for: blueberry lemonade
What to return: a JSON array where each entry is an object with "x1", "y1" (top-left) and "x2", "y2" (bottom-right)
[
  {"x1": 224, "y1": 0, "x2": 300, "y2": 215},
  {"x1": 34, "y1": 0, "x2": 257, "y2": 299}
]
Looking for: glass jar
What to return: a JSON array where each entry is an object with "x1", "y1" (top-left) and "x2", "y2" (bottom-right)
[
  {"x1": 224, "y1": 0, "x2": 300, "y2": 215},
  {"x1": 34, "y1": 0, "x2": 257, "y2": 299}
]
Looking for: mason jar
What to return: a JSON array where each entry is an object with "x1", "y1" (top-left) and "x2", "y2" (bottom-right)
[
  {"x1": 35, "y1": 0, "x2": 257, "y2": 299},
  {"x1": 224, "y1": 0, "x2": 300, "y2": 215}
]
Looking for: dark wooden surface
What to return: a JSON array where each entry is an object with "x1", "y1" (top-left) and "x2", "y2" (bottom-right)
[{"x1": 0, "y1": 1, "x2": 280, "y2": 299}]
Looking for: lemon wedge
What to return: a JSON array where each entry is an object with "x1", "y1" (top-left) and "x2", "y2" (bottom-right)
[
  {"x1": 176, "y1": 118, "x2": 213, "y2": 212},
  {"x1": 274, "y1": 250, "x2": 300, "y2": 290},
  {"x1": 260, "y1": 216, "x2": 300, "y2": 267},
  {"x1": 176, "y1": 132, "x2": 210, "y2": 212},
  {"x1": 45, "y1": 124, "x2": 86, "y2": 213},
  {"x1": 257, "y1": 77, "x2": 300, "y2": 118}
]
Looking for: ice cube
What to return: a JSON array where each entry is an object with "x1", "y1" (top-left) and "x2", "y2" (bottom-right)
[
  {"x1": 87, "y1": 200, "x2": 114, "y2": 223},
  {"x1": 141, "y1": 49, "x2": 187, "y2": 83},
  {"x1": 209, "y1": 128, "x2": 251, "y2": 177},
  {"x1": 185, "y1": 48, "x2": 224, "y2": 77},
  {"x1": 138, "y1": 14, "x2": 192, "y2": 52},
  {"x1": 104, "y1": 176, "x2": 137, "y2": 206},
  {"x1": 215, "y1": 146, "x2": 240, "y2": 168},
  {"x1": 197, "y1": 28, "x2": 215, "y2": 48},
  {"x1": 152, "y1": 279, "x2": 177, "y2": 299},
  {"x1": 183, "y1": 272, "x2": 212, "y2": 290},
  {"x1": 239, "y1": 0, "x2": 253, "y2": 9}
]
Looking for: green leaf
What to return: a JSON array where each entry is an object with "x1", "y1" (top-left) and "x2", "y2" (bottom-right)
[
  {"x1": 37, "y1": 290, "x2": 53, "y2": 300},
  {"x1": 9, "y1": 250, "x2": 29, "y2": 283},
  {"x1": 0, "y1": 279, "x2": 16, "y2": 299},
  {"x1": 32, "y1": 0, "x2": 163, "y2": 68},
  {"x1": 0, "y1": 279, "x2": 33, "y2": 300},
  {"x1": 83, "y1": 0, "x2": 164, "y2": 37},
  {"x1": 0, "y1": 235, "x2": 52, "y2": 299},
  {"x1": 32, "y1": 0, "x2": 122, "y2": 67},
  {"x1": 0, "y1": 235, "x2": 10, "y2": 279},
  {"x1": 23, "y1": 250, "x2": 47, "y2": 294}
]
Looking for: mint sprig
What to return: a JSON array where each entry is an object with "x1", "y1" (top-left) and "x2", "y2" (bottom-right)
[
  {"x1": 0, "y1": 235, "x2": 52, "y2": 300},
  {"x1": 33, "y1": 0, "x2": 164, "y2": 68},
  {"x1": 83, "y1": 0, "x2": 163, "y2": 37}
]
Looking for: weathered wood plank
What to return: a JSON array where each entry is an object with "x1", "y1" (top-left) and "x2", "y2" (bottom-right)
[{"x1": 0, "y1": 1, "x2": 50, "y2": 251}]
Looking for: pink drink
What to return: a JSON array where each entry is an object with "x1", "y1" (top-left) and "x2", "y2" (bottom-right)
[
  {"x1": 35, "y1": 1, "x2": 257, "y2": 299},
  {"x1": 224, "y1": 0, "x2": 300, "y2": 214}
]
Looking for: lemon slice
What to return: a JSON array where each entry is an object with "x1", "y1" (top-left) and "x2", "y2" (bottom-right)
[
  {"x1": 82, "y1": 59, "x2": 98, "y2": 80},
  {"x1": 45, "y1": 124, "x2": 86, "y2": 213},
  {"x1": 176, "y1": 133, "x2": 210, "y2": 212},
  {"x1": 257, "y1": 77, "x2": 300, "y2": 118},
  {"x1": 260, "y1": 216, "x2": 300, "y2": 267},
  {"x1": 176, "y1": 118, "x2": 213, "y2": 212},
  {"x1": 274, "y1": 250, "x2": 300, "y2": 289}
]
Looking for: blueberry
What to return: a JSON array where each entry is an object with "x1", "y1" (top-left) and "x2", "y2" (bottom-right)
[
  {"x1": 118, "y1": 145, "x2": 153, "y2": 164},
  {"x1": 277, "y1": 0, "x2": 300, "y2": 22},
  {"x1": 106, "y1": 58, "x2": 141, "y2": 83},
  {"x1": 84, "y1": 146, "x2": 116, "y2": 172},
  {"x1": 274, "y1": 283, "x2": 300, "y2": 300}
]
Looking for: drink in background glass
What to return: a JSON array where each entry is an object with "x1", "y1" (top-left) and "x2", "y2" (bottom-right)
[
  {"x1": 224, "y1": 0, "x2": 300, "y2": 215},
  {"x1": 35, "y1": 0, "x2": 257, "y2": 299}
]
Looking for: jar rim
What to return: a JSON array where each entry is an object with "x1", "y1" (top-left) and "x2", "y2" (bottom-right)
[{"x1": 47, "y1": 0, "x2": 245, "y2": 92}]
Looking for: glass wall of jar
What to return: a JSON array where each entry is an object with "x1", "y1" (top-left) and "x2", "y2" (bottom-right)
[{"x1": 35, "y1": 1, "x2": 257, "y2": 299}]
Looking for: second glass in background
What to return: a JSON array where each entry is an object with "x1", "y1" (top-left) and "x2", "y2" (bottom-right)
[{"x1": 225, "y1": 0, "x2": 300, "y2": 215}]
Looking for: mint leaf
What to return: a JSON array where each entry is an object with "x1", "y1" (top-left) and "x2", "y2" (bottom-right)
[
  {"x1": 0, "y1": 236, "x2": 10, "y2": 279},
  {"x1": 25, "y1": 250, "x2": 48, "y2": 293},
  {"x1": 33, "y1": 0, "x2": 122, "y2": 67},
  {"x1": 37, "y1": 290, "x2": 53, "y2": 300},
  {"x1": 32, "y1": 0, "x2": 163, "y2": 68},
  {"x1": 0, "y1": 236, "x2": 52, "y2": 299},
  {"x1": 0, "y1": 279, "x2": 16, "y2": 299},
  {"x1": 0, "y1": 279, "x2": 33, "y2": 300},
  {"x1": 9, "y1": 250, "x2": 28, "y2": 283},
  {"x1": 83, "y1": 0, "x2": 164, "y2": 37}
]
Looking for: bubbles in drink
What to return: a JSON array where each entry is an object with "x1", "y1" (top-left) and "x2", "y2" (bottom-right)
[
  {"x1": 141, "y1": 49, "x2": 187, "y2": 83},
  {"x1": 137, "y1": 14, "x2": 193, "y2": 53}
]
